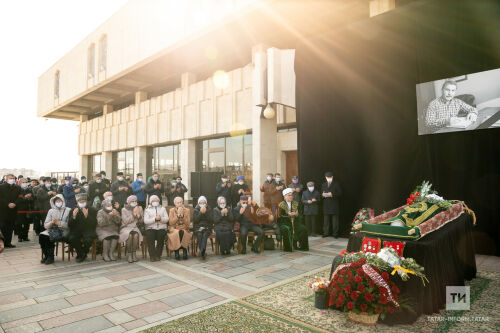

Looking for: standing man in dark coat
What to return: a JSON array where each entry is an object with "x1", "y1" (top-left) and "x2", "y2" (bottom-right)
[
  {"x1": 321, "y1": 171, "x2": 342, "y2": 238},
  {"x1": 111, "y1": 172, "x2": 131, "y2": 209},
  {"x1": 271, "y1": 173, "x2": 286, "y2": 218},
  {"x1": 301, "y1": 181, "x2": 321, "y2": 236},
  {"x1": 0, "y1": 174, "x2": 22, "y2": 248},
  {"x1": 170, "y1": 176, "x2": 188, "y2": 202},
  {"x1": 230, "y1": 176, "x2": 249, "y2": 208},
  {"x1": 100, "y1": 171, "x2": 111, "y2": 190},
  {"x1": 145, "y1": 172, "x2": 165, "y2": 205},
  {"x1": 215, "y1": 174, "x2": 232, "y2": 205},
  {"x1": 34, "y1": 177, "x2": 58, "y2": 235},
  {"x1": 88, "y1": 173, "x2": 107, "y2": 209},
  {"x1": 15, "y1": 178, "x2": 34, "y2": 242},
  {"x1": 260, "y1": 173, "x2": 274, "y2": 209},
  {"x1": 288, "y1": 175, "x2": 303, "y2": 204}
]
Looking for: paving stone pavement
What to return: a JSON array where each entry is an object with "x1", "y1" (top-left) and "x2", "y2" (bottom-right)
[{"x1": 0, "y1": 230, "x2": 346, "y2": 332}]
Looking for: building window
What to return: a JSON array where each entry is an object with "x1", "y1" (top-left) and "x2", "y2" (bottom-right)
[
  {"x1": 113, "y1": 150, "x2": 134, "y2": 177},
  {"x1": 151, "y1": 144, "x2": 180, "y2": 184},
  {"x1": 197, "y1": 134, "x2": 253, "y2": 189},
  {"x1": 87, "y1": 43, "x2": 95, "y2": 78},
  {"x1": 89, "y1": 154, "x2": 102, "y2": 178},
  {"x1": 54, "y1": 70, "x2": 60, "y2": 98},
  {"x1": 98, "y1": 35, "x2": 107, "y2": 71}
]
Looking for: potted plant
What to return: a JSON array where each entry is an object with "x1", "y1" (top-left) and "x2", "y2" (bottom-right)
[{"x1": 308, "y1": 277, "x2": 330, "y2": 309}]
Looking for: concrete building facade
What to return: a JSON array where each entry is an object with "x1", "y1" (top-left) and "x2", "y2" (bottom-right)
[{"x1": 37, "y1": 0, "x2": 300, "y2": 204}]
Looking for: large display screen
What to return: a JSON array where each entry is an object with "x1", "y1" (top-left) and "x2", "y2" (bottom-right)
[{"x1": 416, "y1": 68, "x2": 500, "y2": 135}]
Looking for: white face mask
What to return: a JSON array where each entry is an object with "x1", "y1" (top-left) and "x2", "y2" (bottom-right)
[
  {"x1": 106, "y1": 196, "x2": 113, "y2": 201},
  {"x1": 238, "y1": 181, "x2": 244, "y2": 185},
  {"x1": 219, "y1": 204, "x2": 226, "y2": 209},
  {"x1": 241, "y1": 203, "x2": 248, "y2": 208},
  {"x1": 222, "y1": 178, "x2": 227, "y2": 183},
  {"x1": 152, "y1": 202, "x2": 159, "y2": 207},
  {"x1": 266, "y1": 176, "x2": 272, "y2": 182},
  {"x1": 83, "y1": 186, "x2": 89, "y2": 191},
  {"x1": 105, "y1": 206, "x2": 112, "y2": 211},
  {"x1": 7, "y1": 179, "x2": 15, "y2": 185},
  {"x1": 130, "y1": 203, "x2": 137, "y2": 208},
  {"x1": 326, "y1": 177, "x2": 333, "y2": 183},
  {"x1": 276, "y1": 178, "x2": 281, "y2": 182},
  {"x1": 96, "y1": 179, "x2": 102, "y2": 183},
  {"x1": 138, "y1": 178, "x2": 143, "y2": 182},
  {"x1": 78, "y1": 202, "x2": 86, "y2": 208},
  {"x1": 45, "y1": 183, "x2": 51, "y2": 188},
  {"x1": 55, "y1": 201, "x2": 63, "y2": 208},
  {"x1": 200, "y1": 203, "x2": 206, "y2": 208},
  {"x1": 308, "y1": 187, "x2": 314, "y2": 192},
  {"x1": 21, "y1": 183, "x2": 29, "y2": 189},
  {"x1": 153, "y1": 177, "x2": 158, "y2": 181},
  {"x1": 118, "y1": 177, "x2": 124, "y2": 181}
]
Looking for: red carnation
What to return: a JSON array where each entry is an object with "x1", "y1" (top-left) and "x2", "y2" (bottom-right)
[
  {"x1": 348, "y1": 276, "x2": 355, "y2": 284},
  {"x1": 352, "y1": 262, "x2": 359, "y2": 269},
  {"x1": 375, "y1": 306, "x2": 383, "y2": 313},
  {"x1": 335, "y1": 286, "x2": 341, "y2": 293},
  {"x1": 368, "y1": 280, "x2": 375, "y2": 288},
  {"x1": 357, "y1": 284, "x2": 365, "y2": 292},
  {"x1": 340, "y1": 250, "x2": 348, "y2": 257},
  {"x1": 344, "y1": 285, "x2": 352, "y2": 294},
  {"x1": 364, "y1": 292, "x2": 374, "y2": 302},
  {"x1": 379, "y1": 287, "x2": 387, "y2": 295},
  {"x1": 381, "y1": 272, "x2": 389, "y2": 281},
  {"x1": 389, "y1": 281, "x2": 396, "y2": 288},
  {"x1": 378, "y1": 295, "x2": 388, "y2": 304},
  {"x1": 373, "y1": 266, "x2": 379, "y2": 273},
  {"x1": 356, "y1": 268, "x2": 364, "y2": 275},
  {"x1": 337, "y1": 277, "x2": 345, "y2": 285},
  {"x1": 335, "y1": 299, "x2": 342, "y2": 308},
  {"x1": 340, "y1": 269, "x2": 347, "y2": 276},
  {"x1": 338, "y1": 293, "x2": 346, "y2": 303},
  {"x1": 350, "y1": 291, "x2": 359, "y2": 301},
  {"x1": 386, "y1": 306, "x2": 395, "y2": 314},
  {"x1": 392, "y1": 285, "x2": 400, "y2": 294},
  {"x1": 355, "y1": 275, "x2": 363, "y2": 283},
  {"x1": 347, "y1": 301, "x2": 354, "y2": 310},
  {"x1": 360, "y1": 303, "x2": 368, "y2": 312},
  {"x1": 358, "y1": 258, "x2": 366, "y2": 265}
]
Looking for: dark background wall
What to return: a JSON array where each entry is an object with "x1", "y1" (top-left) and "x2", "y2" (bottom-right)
[{"x1": 295, "y1": 0, "x2": 500, "y2": 254}]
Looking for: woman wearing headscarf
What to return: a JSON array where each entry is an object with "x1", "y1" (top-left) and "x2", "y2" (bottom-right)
[
  {"x1": 119, "y1": 195, "x2": 144, "y2": 263},
  {"x1": 40, "y1": 194, "x2": 70, "y2": 264},
  {"x1": 167, "y1": 196, "x2": 192, "y2": 260},
  {"x1": 213, "y1": 196, "x2": 235, "y2": 255},
  {"x1": 96, "y1": 199, "x2": 121, "y2": 261},
  {"x1": 144, "y1": 195, "x2": 168, "y2": 261},
  {"x1": 193, "y1": 196, "x2": 212, "y2": 260}
]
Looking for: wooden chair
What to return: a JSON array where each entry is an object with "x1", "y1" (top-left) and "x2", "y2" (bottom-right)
[
  {"x1": 165, "y1": 235, "x2": 193, "y2": 258},
  {"x1": 120, "y1": 235, "x2": 147, "y2": 259},
  {"x1": 41, "y1": 241, "x2": 73, "y2": 261},
  {"x1": 236, "y1": 230, "x2": 282, "y2": 253},
  {"x1": 192, "y1": 233, "x2": 217, "y2": 256}
]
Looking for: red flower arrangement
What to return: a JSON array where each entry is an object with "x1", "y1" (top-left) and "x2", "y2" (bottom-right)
[
  {"x1": 328, "y1": 258, "x2": 400, "y2": 320},
  {"x1": 406, "y1": 191, "x2": 420, "y2": 205}
]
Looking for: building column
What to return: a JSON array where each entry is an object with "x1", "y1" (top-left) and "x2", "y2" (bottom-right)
[
  {"x1": 79, "y1": 155, "x2": 89, "y2": 179},
  {"x1": 134, "y1": 147, "x2": 148, "y2": 179},
  {"x1": 252, "y1": 44, "x2": 278, "y2": 205},
  {"x1": 101, "y1": 151, "x2": 113, "y2": 177},
  {"x1": 180, "y1": 139, "x2": 196, "y2": 203}
]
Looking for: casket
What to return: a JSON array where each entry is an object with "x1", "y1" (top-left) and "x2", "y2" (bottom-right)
[{"x1": 355, "y1": 201, "x2": 469, "y2": 240}]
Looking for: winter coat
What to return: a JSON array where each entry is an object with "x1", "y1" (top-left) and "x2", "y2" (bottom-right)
[
  {"x1": 213, "y1": 206, "x2": 234, "y2": 232},
  {"x1": 231, "y1": 183, "x2": 248, "y2": 207},
  {"x1": 193, "y1": 205, "x2": 213, "y2": 231},
  {"x1": 131, "y1": 180, "x2": 147, "y2": 202},
  {"x1": 321, "y1": 180, "x2": 342, "y2": 215},
  {"x1": 301, "y1": 189, "x2": 321, "y2": 216},
  {"x1": 170, "y1": 182, "x2": 188, "y2": 201},
  {"x1": 42, "y1": 194, "x2": 70, "y2": 238},
  {"x1": 145, "y1": 180, "x2": 164, "y2": 204},
  {"x1": 119, "y1": 205, "x2": 143, "y2": 243},
  {"x1": 167, "y1": 206, "x2": 192, "y2": 250},
  {"x1": 144, "y1": 204, "x2": 169, "y2": 231},
  {"x1": 288, "y1": 182, "x2": 304, "y2": 203},
  {"x1": 260, "y1": 181, "x2": 274, "y2": 203},
  {"x1": 0, "y1": 182, "x2": 22, "y2": 221},
  {"x1": 215, "y1": 181, "x2": 232, "y2": 204},
  {"x1": 68, "y1": 204, "x2": 98, "y2": 236},
  {"x1": 96, "y1": 208, "x2": 121, "y2": 241},
  {"x1": 34, "y1": 185, "x2": 57, "y2": 213},
  {"x1": 111, "y1": 180, "x2": 131, "y2": 208},
  {"x1": 88, "y1": 181, "x2": 107, "y2": 205},
  {"x1": 271, "y1": 181, "x2": 286, "y2": 204}
]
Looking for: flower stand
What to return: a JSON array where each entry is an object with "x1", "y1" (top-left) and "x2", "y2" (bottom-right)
[{"x1": 348, "y1": 311, "x2": 379, "y2": 325}]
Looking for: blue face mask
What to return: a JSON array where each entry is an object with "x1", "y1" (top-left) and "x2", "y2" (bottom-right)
[{"x1": 130, "y1": 203, "x2": 137, "y2": 208}]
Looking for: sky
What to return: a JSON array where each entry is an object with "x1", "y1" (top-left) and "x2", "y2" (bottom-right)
[{"x1": 0, "y1": 0, "x2": 128, "y2": 174}]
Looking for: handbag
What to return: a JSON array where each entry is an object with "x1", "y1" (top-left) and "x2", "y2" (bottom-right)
[{"x1": 48, "y1": 227, "x2": 64, "y2": 242}]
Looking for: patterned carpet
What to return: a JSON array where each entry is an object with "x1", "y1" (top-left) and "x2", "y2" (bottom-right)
[{"x1": 144, "y1": 269, "x2": 500, "y2": 333}]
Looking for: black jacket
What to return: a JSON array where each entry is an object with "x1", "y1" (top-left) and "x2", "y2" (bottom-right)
[
  {"x1": 321, "y1": 181, "x2": 342, "y2": 214},
  {"x1": 231, "y1": 183, "x2": 249, "y2": 207},
  {"x1": 193, "y1": 205, "x2": 213, "y2": 231},
  {"x1": 88, "y1": 180, "x2": 107, "y2": 204},
  {"x1": 215, "y1": 181, "x2": 232, "y2": 204},
  {"x1": 0, "y1": 183, "x2": 22, "y2": 220},
  {"x1": 34, "y1": 185, "x2": 56, "y2": 213},
  {"x1": 301, "y1": 189, "x2": 321, "y2": 216},
  {"x1": 18, "y1": 187, "x2": 35, "y2": 213},
  {"x1": 213, "y1": 206, "x2": 234, "y2": 232},
  {"x1": 145, "y1": 180, "x2": 164, "y2": 204},
  {"x1": 111, "y1": 180, "x2": 131, "y2": 207},
  {"x1": 68, "y1": 206, "x2": 98, "y2": 235},
  {"x1": 170, "y1": 182, "x2": 188, "y2": 201}
]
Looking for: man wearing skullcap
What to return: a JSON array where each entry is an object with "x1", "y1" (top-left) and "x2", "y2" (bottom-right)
[{"x1": 277, "y1": 188, "x2": 309, "y2": 252}]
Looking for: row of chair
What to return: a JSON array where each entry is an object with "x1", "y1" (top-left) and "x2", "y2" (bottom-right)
[{"x1": 44, "y1": 229, "x2": 283, "y2": 262}]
